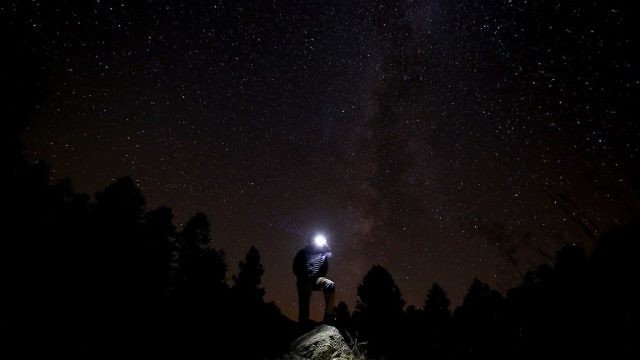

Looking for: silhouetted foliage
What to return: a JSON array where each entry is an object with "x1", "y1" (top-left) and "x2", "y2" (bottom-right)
[
  {"x1": 453, "y1": 278, "x2": 508, "y2": 358},
  {"x1": 233, "y1": 246, "x2": 265, "y2": 305},
  {"x1": 1, "y1": 146, "x2": 303, "y2": 358},
  {"x1": 175, "y1": 212, "x2": 227, "y2": 298},
  {"x1": 354, "y1": 265, "x2": 405, "y2": 359},
  {"x1": 356, "y1": 265, "x2": 405, "y2": 317},
  {"x1": 424, "y1": 282, "x2": 451, "y2": 322},
  {"x1": 588, "y1": 222, "x2": 639, "y2": 356},
  {"x1": 421, "y1": 282, "x2": 452, "y2": 357},
  {"x1": 143, "y1": 206, "x2": 176, "y2": 297},
  {"x1": 226, "y1": 246, "x2": 300, "y2": 359}
]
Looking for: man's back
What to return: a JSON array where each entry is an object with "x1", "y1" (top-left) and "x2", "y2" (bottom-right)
[{"x1": 293, "y1": 246, "x2": 329, "y2": 279}]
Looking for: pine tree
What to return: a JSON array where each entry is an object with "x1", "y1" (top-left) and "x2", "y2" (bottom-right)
[
  {"x1": 176, "y1": 212, "x2": 227, "y2": 297},
  {"x1": 232, "y1": 246, "x2": 265, "y2": 304},
  {"x1": 423, "y1": 282, "x2": 451, "y2": 322},
  {"x1": 143, "y1": 206, "x2": 176, "y2": 296},
  {"x1": 356, "y1": 265, "x2": 405, "y2": 316},
  {"x1": 354, "y1": 265, "x2": 405, "y2": 358}
]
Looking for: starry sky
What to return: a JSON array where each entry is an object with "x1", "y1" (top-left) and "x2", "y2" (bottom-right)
[{"x1": 4, "y1": 0, "x2": 638, "y2": 320}]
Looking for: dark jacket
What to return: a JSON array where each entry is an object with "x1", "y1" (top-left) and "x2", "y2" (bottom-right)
[{"x1": 293, "y1": 245, "x2": 330, "y2": 279}]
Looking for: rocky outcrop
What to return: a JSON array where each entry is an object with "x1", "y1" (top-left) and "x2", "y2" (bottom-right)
[{"x1": 280, "y1": 325, "x2": 355, "y2": 360}]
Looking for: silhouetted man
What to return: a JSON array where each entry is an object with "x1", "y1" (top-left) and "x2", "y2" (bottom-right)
[{"x1": 293, "y1": 234, "x2": 335, "y2": 324}]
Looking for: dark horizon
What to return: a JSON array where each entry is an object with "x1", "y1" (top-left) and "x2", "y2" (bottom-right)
[{"x1": 4, "y1": 0, "x2": 639, "y2": 323}]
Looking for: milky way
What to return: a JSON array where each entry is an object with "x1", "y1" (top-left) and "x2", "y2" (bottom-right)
[{"x1": 5, "y1": 0, "x2": 638, "y2": 320}]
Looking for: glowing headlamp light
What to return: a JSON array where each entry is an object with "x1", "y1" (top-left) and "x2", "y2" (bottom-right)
[{"x1": 314, "y1": 234, "x2": 327, "y2": 247}]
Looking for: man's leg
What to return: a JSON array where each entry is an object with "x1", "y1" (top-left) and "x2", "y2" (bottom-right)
[
  {"x1": 297, "y1": 279, "x2": 312, "y2": 324},
  {"x1": 316, "y1": 277, "x2": 335, "y2": 321}
]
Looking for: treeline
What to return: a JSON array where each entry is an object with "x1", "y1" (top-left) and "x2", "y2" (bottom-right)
[
  {"x1": 336, "y1": 223, "x2": 638, "y2": 359},
  {"x1": 2, "y1": 161, "x2": 297, "y2": 357},
  {"x1": 3, "y1": 157, "x2": 637, "y2": 359}
]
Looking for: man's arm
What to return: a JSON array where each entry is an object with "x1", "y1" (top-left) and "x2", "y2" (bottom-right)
[{"x1": 318, "y1": 253, "x2": 329, "y2": 277}]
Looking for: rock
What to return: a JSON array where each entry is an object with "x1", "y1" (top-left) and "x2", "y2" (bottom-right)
[{"x1": 280, "y1": 324, "x2": 355, "y2": 360}]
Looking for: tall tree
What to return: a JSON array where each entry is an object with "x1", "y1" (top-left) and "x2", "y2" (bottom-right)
[
  {"x1": 94, "y1": 176, "x2": 146, "y2": 226},
  {"x1": 356, "y1": 265, "x2": 405, "y2": 316},
  {"x1": 232, "y1": 246, "x2": 265, "y2": 304},
  {"x1": 143, "y1": 206, "x2": 176, "y2": 297},
  {"x1": 423, "y1": 282, "x2": 451, "y2": 322},
  {"x1": 454, "y1": 278, "x2": 506, "y2": 358},
  {"x1": 92, "y1": 176, "x2": 146, "y2": 297},
  {"x1": 422, "y1": 282, "x2": 452, "y2": 357},
  {"x1": 175, "y1": 212, "x2": 227, "y2": 298},
  {"x1": 354, "y1": 265, "x2": 405, "y2": 359}
]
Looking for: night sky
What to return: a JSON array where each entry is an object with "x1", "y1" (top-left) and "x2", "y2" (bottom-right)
[{"x1": 4, "y1": 0, "x2": 638, "y2": 320}]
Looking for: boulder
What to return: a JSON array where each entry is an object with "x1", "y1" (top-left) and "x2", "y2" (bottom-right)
[{"x1": 280, "y1": 324, "x2": 355, "y2": 360}]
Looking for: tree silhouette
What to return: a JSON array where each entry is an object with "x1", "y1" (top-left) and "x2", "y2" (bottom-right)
[
  {"x1": 413, "y1": 282, "x2": 451, "y2": 358},
  {"x1": 94, "y1": 176, "x2": 146, "y2": 225},
  {"x1": 589, "y1": 221, "x2": 639, "y2": 356},
  {"x1": 354, "y1": 265, "x2": 405, "y2": 359},
  {"x1": 175, "y1": 212, "x2": 227, "y2": 298},
  {"x1": 453, "y1": 278, "x2": 508, "y2": 358},
  {"x1": 91, "y1": 177, "x2": 148, "y2": 341},
  {"x1": 554, "y1": 243, "x2": 588, "y2": 279},
  {"x1": 423, "y1": 282, "x2": 451, "y2": 321},
  {"x1": 232, "y1": 246, "x2": 265, "y2": 305},
  {"x1": 2, "y1": 160, "x2": 67, "y2": 342},
  {"x1": 93, "y1": 177, "x2": 146, "y2": 286},
  {"x1": 142, "y1": 206, "x2": 176, "y2": 298},
  {"x1": 170, "y1": 212, "x2": 229, "y2": 352},
  {"x1": 356, "y1": 265, "x2": 405, "y2": 316},
  {"x1": 176, "y1": 211, "x2": 212, "y2": 290}
]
